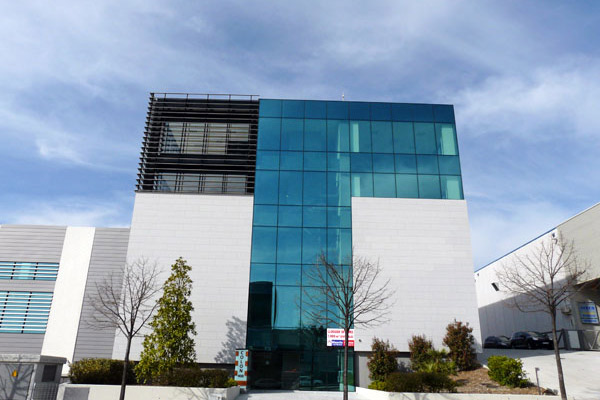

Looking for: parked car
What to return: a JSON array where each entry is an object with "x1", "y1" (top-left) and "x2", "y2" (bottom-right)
[
  {"x1": 510, "y1": 331, "x2": 554, "y2": 349},
  {"x1": 484, "y1": 335, "x2": 511, "y2": 349}
]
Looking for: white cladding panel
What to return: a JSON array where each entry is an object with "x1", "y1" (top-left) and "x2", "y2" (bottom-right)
[
  {"x1": 42, "y1": 226, "x2": 95, "y2": 369},
  {"x1": 114, "y1": 193, "x2": 253, "y2": 363},
  {"x1": 351, "y1": 198, "x2": 481, "y2": 352}
]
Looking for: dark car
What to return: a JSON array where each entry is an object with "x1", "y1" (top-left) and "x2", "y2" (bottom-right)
[
  {"x1": 510, "y1": 331, "x2": 554, "y2": 349},
  {"x1": 484, "y1": 335, "x2": 511, "y2": 349}
]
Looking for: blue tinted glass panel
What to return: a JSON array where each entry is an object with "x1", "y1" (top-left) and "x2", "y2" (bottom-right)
[
  {"x1": 254, "y1": 205, "x2": 278, "y2": 226},
  {"x1": 303, "y1": 152, "x2": 327, "y2": 171},
  {"x1": 274, "y1": 286, "x2": 300, "y2": 328},
  {"x1": 281, "y1": 119, "x2": 303, "y2": 151},
  {"x1": 278, "y1": 171, "x2": 302, "y2": 205},
  {"x1": 259, "y1": 99, "x2": 282, "y2": 117},
  {"x1": 303, "y1": 172, "x2": 327, "y2": 206},
  {"x1": 373, "y1": 174, "x2": 396, "y2": 197},
  {"x1": 327, "y1": 120, "x2": 350, "y2": 152},
  {"x1": 438, "y1": 156, "x2": 461, "y2": 175},
  {"x1": 433, "y1": 105, "x2": 455, "y2": 123},
  {"x1": 327, "y1": 207, "x2": 352, "y2": 228},
  {"x1": 371, "y1": 103, "x2": 392, "y2": 120},
  {"x1": 327, "y1": 172, "x2": 351, "y2": 206},
  {"x1": 350, "y1": 153, "x2": 372, "y2": 172},
  {"x1": 279, "y1": 151, "x2": 303, "y2": 170},
  {"x1": 282, "y1": 100, "x2": 304, "y2": 118},
  {"x1": 251, "y1": 227, "x2": 277, "y2": 263},
  {"x1": 277, "y1": 227, "x2": 302, "y2": 264},
  {"x1": 372, "y1": 154, "x2": 395, "y2": 173},
  {"x1": 348, "y1": 102, "x2": 370, "y2": 120},
  {"x1": 254, "y1": 171, "x2": 279, "y2": 204},
  {"x1": 351, "y1": 173, "x2": 373, "y2": 197},
  {"x1": 350, "y1": 121, "x2": 371, "y2": 152},
  {"x1": 396, "y1": 174, "x2": 419, "y2": 198},
  {"x1": 327, "y1": 152, "x2": 350, "y2": 171},
  {"x1": 327, "y1": 228, "x2": 352, "y2": 265},
  {"x1": 304, "y1": 119, "x2": 327, "y2": 151},
  {"x1": 302, "y1": 264, "x2": 323, "y2": 287},
  {"x1": 411, "y1": 104, "x2": 434, "y2": 122},
  {"x1": 303, "y1": 206, "x2": 327, "y2": 227},
  {"x1": 250, "y1": 263, "x2": 275, "y2": 283},
  {"x1": 305, "y1": 101, "x2": 327, "y2": 119},
  {"x1": 327, "y1": 101, "x2": 348, "y2": 119},
  {"x1": 371, "y1": 121, "x2": 393, "y2": 153},
  {"x1": 436, "y1": 124, "x2": 458, "y2": 155},
  {"x1": 418, "y1": 175, "x2": 441, "y2": 199},
  {"x1": 257, "y1": 118, "x2": 281, "y2": 150},
  {"x1": 395, "y1": 155, "x2": 417, "y2": 173},
  {"x1": 302, "y1": 228, "x2": 327, "y2": 264},
  {"x1": 393, "y1": 122, "x2": 415, "y2": 153},
  {"x1": 278, "y1": 205, "x2": 302, "y2": 227},
  {"x1": 256, "y1": 151, "x2": 279, "y2": 170},
  {"x1": 441, "y1": 176, "x2": 463, "y2": 199},
  {"x1": 302, "y1": 286, "x2": 326, "y2": 326},
  {"x1": 277, "y1": 264, "x2": 302, "y2": 285},
  {"x1": 417, "y1": 155, "x2": 439, "y2": 174},
  {"x1": 414, "y1": 123, "x2": 436, "y2": 154},
  {"x1": 391, "y1": 103, "x2": 411, "y2": 121}
]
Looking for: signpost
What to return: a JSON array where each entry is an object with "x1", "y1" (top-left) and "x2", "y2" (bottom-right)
[
  {"x1": 234, "y1": 349, "x2": 249, "y2": 390},
  {"x1": 326, "y1": 328, "x2": 354, "y2": 347},
  {"x1": 578, "y1": 302, "x2": 599, "y2": 324}
]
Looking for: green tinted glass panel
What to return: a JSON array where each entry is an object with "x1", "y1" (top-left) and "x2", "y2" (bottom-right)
[
  {"x1": 327, "y1": 152, "x2": 350, "y2": 171},
  {"x1": 438, "y1": 156, "x2": 461, "y2": 175},
  {"x1": 395, "y1": 155, "x2": 417, "y2": 173},
  {"x1": 373, "y1": 174, "x2": 396, "y2": 197},
  {"x1": 279, "y1": 171, "x2": 302, "y2": 205},
  {"x1": 303, "y1": 206, "x2": 327, "y2": 227},
  {"x1": 251, "y1": 227, "x2": 277, "y2": 263},
  {"x1": 327, "y1": 229, "x2": 352, "y2": 265},
  {"x1": 371, "y1": 121, "x2": 393, "y2": 153},
  {"x1": 304, "y1": 119, "x2": 327, "y2": 151},
  {"x1": 350, "y1": 153, "x2": 372, "y2": 172},
  {"x1": 254, "y1": 205, "x2": 278, "y2": 226},
  {"x1": 277, "y1": 227, "x2": 302, "y2": 263},
  {"x1": 436, "y1": 123, "x2": 458, "y2": 155},
  {"x1": 257, "y1": 118, "x2": 281, "y2": 150},
  {"x1": 302, "y1": 228, "x2": 327, "y2": 264},
  {"x1": 441, "y1": 175, "x2": 463, "y2": 199},
  {"x1": 373, "y1": 153, "x2": 395, "y2": 173},
  {"x1": 274, "y1": 286, "x2": 300, "y2": 328},
  {"x1": 280, "y1": 151, "x2": 303, "y2": 170},
  {"x1": 349, "y1": 102, "x2": 370, "y2": 120},
  {"x1": 304, "y1": 152, "x2": 327, "y2": 171},
  {"x1": 282, "y1": 100, "x2": 304, "y2": 118},
  {"x1": 351, "y1": 173, "x2": 373, "y2": 197},
  {"x1": 278, "y1": 205, "x2": 302, "y2": 227},
  {"x1": 254, "y1": 170, "x2": 279, "y2": 204},
  {"x1": 259, "y1": 99, "x2": 282, "y2": 117},
  {"x1": 327, "y1": 120, "x2": 350, "y2": 152},
  {"x1": 414, "y1": 123, "x2": 436, "y2": 154},
  {"x1": 371, "y1": 103, "x2": 392, "y2": 120},
  {"x1": 277, "y1": 264, "x2": 302, "y2": 285},
  {"x1": 327, "y1": 207, "x2": 351, "y2": 228},
  {"x1": 305, "y1": 101, "x2": 327, "y2": 119},
  {"x1": 303, "y1": 172, "x2": 327, "y2": 206},
  {"x1": 417, "y1": 155, "x2": 439, "y2": 174},
  {"x1": 392, "y1": 122, "x2": 415, "y2": 153},
  {"x1": 327, "y1": 172, "x2": 351, "y2": 206},
  {"x1": 327, "y1": 101, "x2": 348, "y2": 119},
  {"x1": 281, "y1": 119, "x2": 303, "y2": 151},
  {"x1": 250, "y1": 263, "x2": 275, "y2": 283},
  {"x1": 418, "y1": 175, "x2": 441, "y2": 199},
  {"x1": 350, "y1": 121, "x2": 371, "y2": 152},
  {"x1": 396, "y1": 174, "x2": 419, "y2": 198},
  {"x1": 256, "y1": 151, "x2": 279, "y2": 170}
]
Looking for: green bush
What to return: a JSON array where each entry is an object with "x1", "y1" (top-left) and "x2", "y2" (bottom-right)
[
  {"x1": 408, "y1": 335, "x2": 433, "y2": 371},
  {"x1": 418, "y1": 349, "x2": 456, "y2": 375},
  {"x1": 367, "y1": 338, "x2": 399, "y2": 381},
  {"x1": 384, "y1": 372, "x2": 457, "y2": 393},
  {"x1": 156, "y1": 367, "x2": 231, "y2": 387},
  {"x1": 368, "y1": 380, "x2": 386, "y2": 390},
  {"x1": 69, "y1": 358, "x2": 137, "y2": 385},
  {"x1": 224, "y1": 378, "x2": 238, "y2": 388},
  {"x1": 443, "y1": 320, "x2": 477, "y2": 371},
  {"x1": 487, "y1": 356, "x2": 528, "y2": 388}
]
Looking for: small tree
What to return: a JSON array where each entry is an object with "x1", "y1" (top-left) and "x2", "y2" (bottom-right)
[
  {"x1": 367, "y1": 338, "x2": 399, "y2": 382},
  {"x1": 88, "y1": 258, "x2": 161, "y2": 400},
  {"x1": 304, "y1": 254, "x2": 395, "y2": 400},
  {"x1": 135, "y1": 257, "x2": 197, "y2": 384},
  {"x1": 408, "y1": 334, "x2": 433, "y2": 371},
  {"x1": 496, "y1": 235, "x2": 588, "y2": 400},
  {"x1": 443, "y1": 320, "x2": 477, "y2": 371}
]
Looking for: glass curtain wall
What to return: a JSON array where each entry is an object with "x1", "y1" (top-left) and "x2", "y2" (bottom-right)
[{"x1": 247, "y1": 99, "x2": 462, "y2": 391}]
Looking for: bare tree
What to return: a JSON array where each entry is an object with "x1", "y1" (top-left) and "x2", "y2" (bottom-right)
[
  {"x1": 304, "y1": 253, "x2": 395, "y2": 400},
  {"x1": 496, "y1": 235, "x2": 588, "y2": 400},
  {"x1": 88, "y1": 258, "x2": 161, "y2": 400}
]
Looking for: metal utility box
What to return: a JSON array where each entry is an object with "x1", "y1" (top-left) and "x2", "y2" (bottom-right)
[{"x1": 0, "y1": 354, "x2": 66, "y2": 400}]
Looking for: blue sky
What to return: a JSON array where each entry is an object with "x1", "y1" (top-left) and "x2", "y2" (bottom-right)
[{"x1": 1, "y1": 1, "x2": 599, "y2": 268}]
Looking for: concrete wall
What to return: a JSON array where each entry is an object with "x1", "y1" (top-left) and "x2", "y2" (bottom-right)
[
  {"x1": 114, "y1": 192, "x2": 254, "y2": 364},
  {"x1": 356, "y1": 387, "x2": 561, "y2": 400},
  {"x1": 58, "y1": 384, "x2": 240, "y2": 400},
  {"x1": 351, "y1": 198, "x2": 481, "y2": 386}
]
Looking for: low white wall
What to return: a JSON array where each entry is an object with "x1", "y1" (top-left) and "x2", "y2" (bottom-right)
[
  {"x1": 57, "y1": 384, "x2": 240, "y2": 400},
  {"x1": 356, "y1": 387, "x2": 562, "y2": 400}
]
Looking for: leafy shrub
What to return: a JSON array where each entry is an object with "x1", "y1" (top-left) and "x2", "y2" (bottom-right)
[
  {"x1": 368, "y1": 380, "x2": 386, "y2": 390},
  {"x1": 443, "y1": 320, "x2": 477, "y2": 371},
  {"x1": 156, "y1": 367, "x2": 231, "y2": 387},
  {"x1": 418, "y1": 349, "x2": 456, "y2": 375},
  {"x1": 408, "y1": 335, "x2": 433, "y2": 371},
  {"x1": 384, "y1": 372, "x2": 457, "y2": 393},
  {"x1": 224, "y1": 378, "x2": 238, "y2": 388},
  {"x1": 487, "y1": 356, "x2": 528, "y2": 388},
  {"x1": 367, "y1": 338, "x2": 399, "y2": 381},
  {"x1": 69, "y1": 358, "x2": 137, "y2": 385}
]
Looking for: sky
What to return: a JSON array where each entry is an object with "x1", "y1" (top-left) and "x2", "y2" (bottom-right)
[{"x1": 1, "y1": 1, "x2": 599, "y2": 269}]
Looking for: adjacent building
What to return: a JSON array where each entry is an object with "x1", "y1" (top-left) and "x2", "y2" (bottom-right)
[{"x1": 0, "y1": 94, "x2": 482, "y2": 390}]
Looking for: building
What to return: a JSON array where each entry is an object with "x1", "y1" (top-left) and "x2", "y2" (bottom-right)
[
  {"x1": 475, "y1": 202, "x2": 600, "y2": 350},
  {"x1": 0, "y1": 94, "x2": 481, "y2": 390}
]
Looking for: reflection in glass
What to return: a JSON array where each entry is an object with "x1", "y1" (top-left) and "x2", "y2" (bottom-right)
[
  {"x1": 327, "y1": 172, "x2": 351, "y2": 206},
  {"x1": 303, "y1": 207, "x2": 327, "y2": 227},
  {"x1": 254, "y1": 205, "x2": 278, "y2": 226},
  {"x1": 304, "y1": 120, "x2": 327, "y2": 151},
  {"x1": 251, "y1": 227, "x2": 277, "y2": 263},
  {"x1": 257, "y1": 118, "x2": 281, "y2": 150},
  {"x1": 414, "y1": 123, "x2": 436, "y2": 154},
  {"x1": 303, "y1": 172, "x2": 327, "y2": 206},
  {"x1": 373, "y1": 174, "x2": 396, "y2": 197},
  {"x1": 350, "y1": 121, "x2": 371, "y2": 153},
  {"x1": 392, "y1": 122, "x2": 415, "y2": 154},
  {"x1": 371, "y1": 121, "x2": 393, "y2": 153},
  {"x1": 277, "y1": 264, "x2": 302, "y2": 285},
  {"x1": 274, "y1": 286, "x2": 301, "y2": 328},
  {"x1": 254, "y1": 171, "x2": 279, "y2": 204},
  {"x1": 281, "y1": 119, "x2": 304, "y2": 151},
  {"x1": 436, "y1": 124, "x2": 458, "y2": 155},
  {"x1": 396, "y1": 174, "x2": 419, "y2": 198},
  {"x1": 416, "y1": 155, "x2": 439, "y2": 174},
  {"x1": 327, "y1": 152, "x2": 350, "y2": 172},
  {"x1": 441, "y1": 176, "x2": 463, "y2": 199},
  {"x1": 279, "y1": 171, "x2": 303, "y2": 205},
  {"x1": 351, "y1": 173, "x2": 373, "y2": 197},
  {"x1": 277, "y1": 227, "x2": 302, "y2": 264},
  {"x1": 327, "y1": 120, "x2": 350, "y2": 152},
  {"x1": 278, "y1": 205, "x2": 302, "y2": 227},
  {"x1": 418, "y1": 175, "x2": 441, "y2": 199}
]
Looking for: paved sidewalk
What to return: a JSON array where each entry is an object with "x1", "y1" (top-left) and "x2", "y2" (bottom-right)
[{"x1": 481, "y1": 349, "x2": 600, "y2": 400}]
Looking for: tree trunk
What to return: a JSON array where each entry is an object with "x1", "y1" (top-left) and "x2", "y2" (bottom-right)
[
  {"x1": 343, "y1": 324, "x2": 349, "y2": 400},
  {"x1": 551, "y1": 312, "x2": 567, "y2": 400},
  {"x1": 120, "y1": 335, "x2": 132, "y2": 400}
]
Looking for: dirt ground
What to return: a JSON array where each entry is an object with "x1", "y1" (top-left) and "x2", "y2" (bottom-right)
[{"x1": 453, "y1": 367, "x2": 550, "y2": 394}]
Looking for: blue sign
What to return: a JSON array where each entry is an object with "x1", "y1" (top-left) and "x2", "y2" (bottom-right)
[{"x1": 579, "y1": 302, "x2": 599, "y2": 324}]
